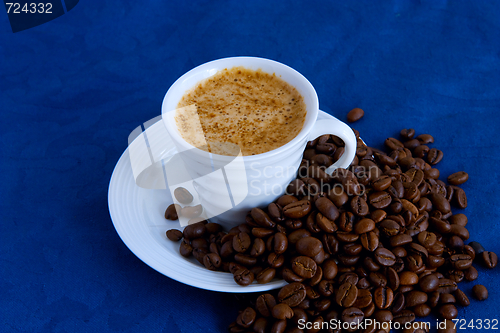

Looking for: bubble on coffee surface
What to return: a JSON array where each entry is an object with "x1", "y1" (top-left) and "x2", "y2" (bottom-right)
[{"x1": 176, "y1": 67, "x2": 307, "y2": 156}]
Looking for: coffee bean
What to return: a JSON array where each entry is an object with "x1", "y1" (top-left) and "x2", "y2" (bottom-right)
[
  {"x1": 179, "y1": 239, "x2": 193, "y2": 257},
  {"x1": 429, "y1": 193, "x2": 451, "y2": 214},
  {"x1": 472, "y1": 284, "x2": 488, "y2": 300},
  {"x1": 400, "y1": 128, "x2": 415, "y2": 140},
  {"x1": 400, "y1": 271, "x2": 419, "y2": 285},
  {"x1": 283, "y1": 200, "x2": 312, "y2": 219},
  {"x1": 373, "y1": 287, "x2": 394, "y2": 309},
  {"x1": 278, "y1": 282, "x2": 306, "y2": 307},
  {"x1": 393, "y1": 309, "x2": 416, "y2": 324},
  {"x1": 419, "y1": 273, "x2": 439, "y2": 292},
  {"x1": 449, "y1": 254, "x2": 472, "y2": 270},
  {"x1": 336, "y1": 282, "x2": 358, "y2": 307},
  {"x1": 481, "y1": 251, "x2": 498, "y2": 268},
  {"x1": 390, "y1": 234, "x2": 413, "y2": 247},
  {"x1": 347, "y1": 108, "x2": 364, "y2": 123},
  {"x1": 271, "y1": 319, "x2": 286, "y2": 333},
  {"x1": 372, "y1": 175, "x2": 392, "y2": 192},
  {"x1": 251, "y1": 208, "x2": 275, "y2": 228},
  {"x1": 316, "y1": 213, "x2": 338, "y2": 233},
  {"x1": 452, "y1": 187, "x2": 467, "y2": 209},
  {"x1": 174, "y1": 187, "x2": 193, "y2": 204},
  {"x1": 256, "y1": 294, "x2": 276, "y2": 317},
  {"x1": 203, "y1": 253, "x2": 221, "y2": 270},
  {"x1": 413, "y1": 304, "x2": 431, "y2": 318},
  {"x1": 339, "y1": 211, "x2": 355, "y2": 232},
  {"x1": 438, "y1": 304, "x2": 458, "y2": 320},
  {"x1": 464, "y1": 266, "x2": 478, "y2": 281},
  {"x1": 315, "y1": 197, "x2": 339, "y2": 221},
  {"x1": 427, "y1": 148, "x2": 443, "y2": 165},
  {"x1": 183, "y1": 222, "x2": 206, "y2": 239},
  {"x1": 291, "y1": 256, "x2": 317, "y2": 279},
  {"x1": 469, "y1": 241, "x2": 484, "y2": 255},
  {"x1": 351, "y1": 196, "x2": 369, "y2": 216},
  {"x1": 296, "y1": 237, "x2": 323, "y2": 257},
  {"x1": 374, "y1": 248, "x2": 396, "y2": 266},
  {"x1": 437, "y1": 279, "x2": 458, "y2": 294},
  {"x1": 233, "y1": 268, "x2": 254, "y2": 286},
  {"x1": 165, "y1": 204, "x2": 181, "y2": 220},
  {"x1": 236, "y1": 307, "x2": 256, "y2": 328},
  {"x1": 271, "y1": 303, "x2": 294, "y2": 320},
  {"x1": 391, "y1": 292, "x2": 405, "y2": 314},
  {"x1": 166, "y1": 229, "x2": 183, "y2": 241},
  {"x1": 369, "y1": 191, "x2": 392, "y2": 209},
  {"x1": 405, "y1": 291, "x2": 428, "y2": 307},
  {"x1": 267, "y1": 252, "x2": 284, "y2": 268},
  {"x1": 272, "y1": 232, "x2": 288, "y2": 254},
  {"x1": 341, "y1": 307, "x2": 364, "y2": 326},
  {"x1": 322, "y1": 259, "x2": 338, "y2": 280},
  {"x1": 181, "y1": 204, "x2": 203, "y2": 218},
  {"x1": 454, "y1": 289, "x2": 470, "y2": 307},
  {"x1": 385, "y1": 137, "x2": 404, "y2": 150}
]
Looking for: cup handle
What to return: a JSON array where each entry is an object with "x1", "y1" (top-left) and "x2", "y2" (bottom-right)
[{"x1": 307, "y1": 118, "x2": 357, "y2": 175}]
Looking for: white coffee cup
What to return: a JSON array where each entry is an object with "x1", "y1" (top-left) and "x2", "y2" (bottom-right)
[{"x1": 162, "y1": 57, "x2": 356, "y2": 229}]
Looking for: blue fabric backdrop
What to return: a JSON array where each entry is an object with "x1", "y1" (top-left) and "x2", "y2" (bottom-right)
[{"x1": 1, "y1": 1, "x2": 499, "y2": 332}]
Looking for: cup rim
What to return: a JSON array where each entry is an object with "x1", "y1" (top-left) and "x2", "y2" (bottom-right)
[{"x1": 161, "y1": 56, "x2": 319, "y2": 160}]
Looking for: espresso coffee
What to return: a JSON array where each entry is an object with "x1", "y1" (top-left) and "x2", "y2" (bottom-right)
[{"x1": 175, "y1": 67, "x2": 307, "y2": 156}]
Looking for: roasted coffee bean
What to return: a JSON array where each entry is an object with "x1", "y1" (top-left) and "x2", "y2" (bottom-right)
[
  {"x1": 341, "y1": 307, "x2": 364, "y2": 326},
  {"x1": 354, "y1": 218, "x2": 375, "y2": 234},
  {"x1": 181, "y1": 204, "x2": 203, "y2": 218},
  {"x1": 278, "y1": 283, "x2": 307, "y2": 307},
  {"x1": 256, "y1": 294, "x2": 276, "y2": 317},
  {"x1": 448, "y1": 171, "x2": 468, "y2": 185},
  {"x1": 437, "y1": 279, "x2": 458, "y2": 294},
  {"x1": 336, "y1": 282, "x2": 358, "y2": 307},
  {"x1": 267, "y1": 253, "x2": 284, "y2": 268},
  {"x1": 272, "y1": 303, "x2": 294, "y2": 320},
  {"x1": 454, "y1": 289, "x2": 470, "y2": 307},
  {"x1": 249, "y1": 238, "x2": 265, "y2": 257},
  {"x1": 179, "y1": 239, "x2": 193, "y2": 257},
  {"x1": 234, "y1": 253, "x2": 257, "y2": 266},
  {"x1": 203, "y1": 253, "x2": 221, "y2": 270},
  {"x1": 369, "y1": 191, "x2": 392, "y2": 209},
  {"x1": 315, "y1": 197, "x2": 339, "y2": 221},
  {"x1": 379, "y1": 219, "x2": 400, "y2": 237},
  {"x1": 191, "y1": 237, "x2": 208, "y2": 249},
  {"x1": 251, "y1": 208, "x2": 275, "y2": 228},
  {"x1": 232, "y1": 232, "x2": 251, "y2": 253},
  {"x1": 391, "y1": 292, "x2": 405, "y2": 314},
  {"x1": 192, "y1": 248, "x2": 208, "y2": 265},
  {"x1": 268, "y1": 203, "x2": 284, "y2": 222},
  {"x1": 405, "y1": 291, "x2": 428, "y2": 307},
  {"x1": 452, "y1": 187, "x2": 467, "y2": 209},
  {"x1": 287, "y1": 179, "x2": 306, "y2": 196},
  {"x1": 374, "y1": 248, "x2": 396, "y2": 266},
  {"x1": 373, "y1": 287, "x2": 394, "y2": 309},
  {"x1": 427, "y1": 148, "x2": 443, "y2": 165},
  {"x1": 183, "y1": 222, "x2": 206, "y2": 239},
  {"x1": 350, "y1": 196, "x2": 369, "y2": 216},
  {"x1": 429, "y1": 193, "x2": 451, "y2": 214},
  {"x1": 449, "y1": 254, "x2": 472, "y2": 270},
  {"x1": 277, "y1": 195, "x2": 298, "y2": 207},
  {"x1": 400, "y1": 128, "x2": 415, "y2": 140},
  {"x1": 352, "y1": 288, "x2": 372, "y2": 308},
  {"x1": 369, "y1": 272, "x2": 387, "y2": 288},
  {"x1": 165, "y1": 204, "x2": 181, "y2": 220},
  {"x1": 339, "y1": 212, "x2": 355, "y2": 232},
  {"x1": 404, "y1": 139, "x2": 420, "y2": 150},
  {"x1": 393, "y1": 309, "x2": 416, "y2": 324},
  {"x1": 316, "y1": 213, "x2": 337, "y2": 233},
  {"x1": 469, "y1": 241, "x2": 484, "y2": 255},
  {"x1": 291, "y1": 256, "x2": 317, "y2": 279},
  {"x1": 283, "y1": 200, "x2": 312, "y2": 219},
  {"x1": 233, "y1": 268, "x2": 254, "y2": 286},
  {"x1": 385, "y1": 137, "x2": 404, "y2": 150},
  {"x1": 415, "y1": 133, "x2": 434, "y2": 144},
  {"x1": 282, "y1": 268, "x2": 304, "y2": 283},
  {"x1": 347, "y1": 107, "x2": 364, "y2": 123},
  {"x1": 296, "y1": 237, "x2": 323, "y2": 257},
  {"x1": 166, "y1": 229, "x2": 183, "y2": 241},
  {"x1": 481, "y1": 251, "x2": 498, "y2": 268},
  {"x1": 472, "y1": 284, "x2": 488, "y2": 300},
  {"x1": 173, "y1": 187, "x2": 193, "y2": 204},
  {"x1": 413, "y1": 304, "x2": 431, "y2": 318},
  {"x1": 399, "y1": 271, "x2": 419, "y2": 285},
  {"x1": 272, "y1": 232, "x2": 288, "y2": 254},
  {"x1": 271, "y1": 319, "x2": 286, "y2": 333},
  {"x1": 236, "y1": 307, "x2": 256, "y2": 328},
  {"x1": 414, "y1": 144, "x2": 429, "y2": 158},
  {"x1": 390, "y1": 234, "x2": 413, "y2": 247},
  {"x1": 464, "y1": 266, "x2": 478, "y2": 281},
  {"x1": 438, "y1": 304, "x2": 458, "y2": 320},
  {"x1": 418, "y1": 273, "x2": 439, "y2": 292},
  {"x1": 322, "y1": 259, "x2": 338, "y2": 280},
  {"x1": 360, "y1": 231, "x2": 379, "y2": 252}
]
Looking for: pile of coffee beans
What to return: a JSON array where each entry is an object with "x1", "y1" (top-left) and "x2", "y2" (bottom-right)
[{"x1": 165, "y1": 126, "x2": 497, "y2": 333}]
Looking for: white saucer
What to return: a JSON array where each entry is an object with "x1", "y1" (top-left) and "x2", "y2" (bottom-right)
[{"x1": 108, "y1": 110, "x2": 335, "y2": 293}]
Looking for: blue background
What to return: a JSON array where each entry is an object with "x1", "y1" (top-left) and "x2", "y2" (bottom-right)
[{"x1": 1, "y1": 0, "x2": 499, "y2": 332}]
